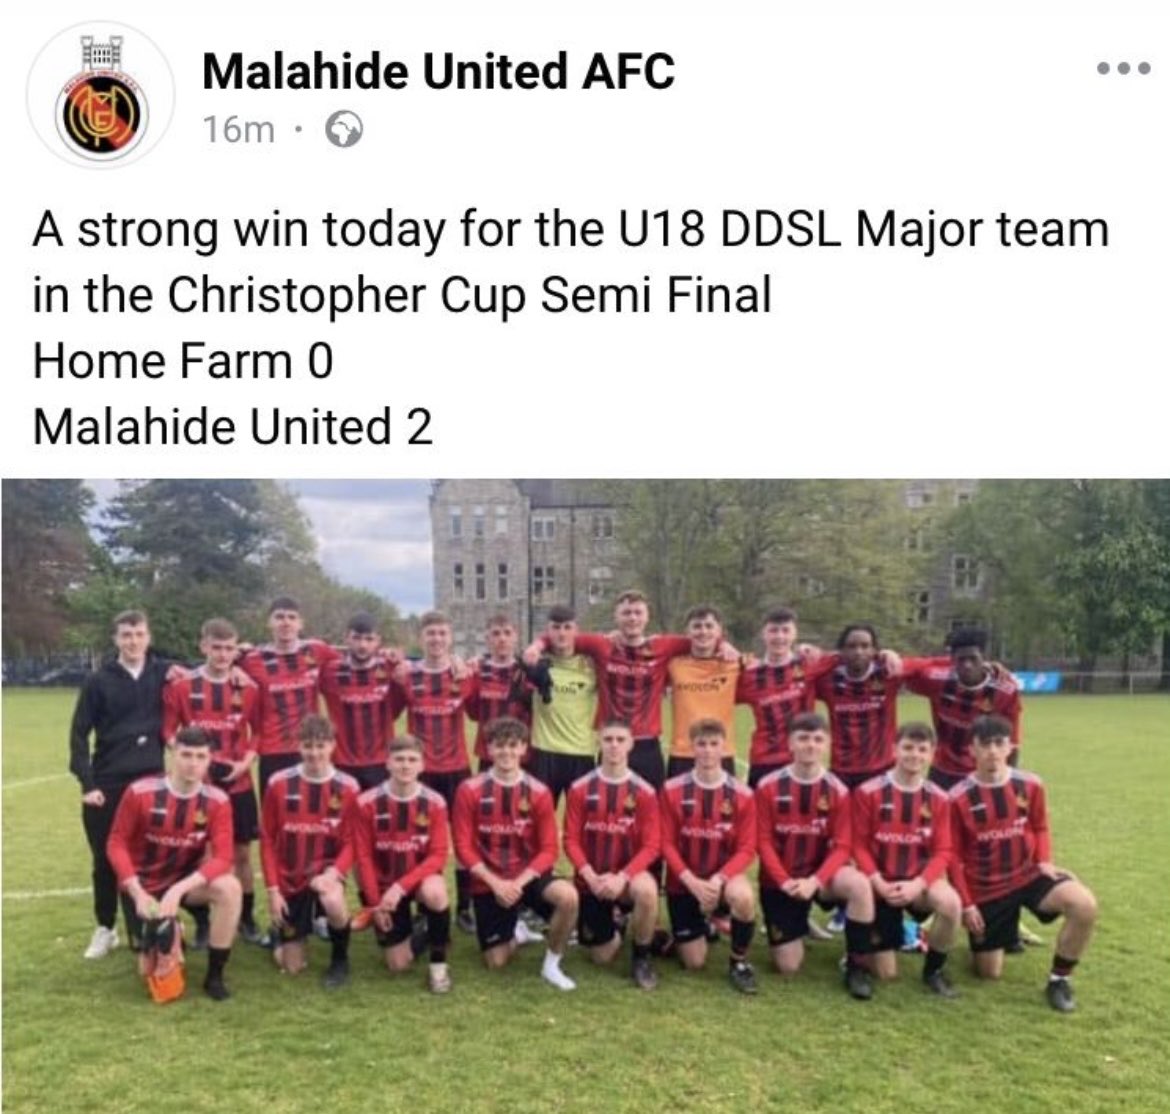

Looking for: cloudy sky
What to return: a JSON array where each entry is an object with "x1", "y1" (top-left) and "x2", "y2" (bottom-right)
[{"x1": 86, "y1": 479, "x2": 436, "y2": 613}]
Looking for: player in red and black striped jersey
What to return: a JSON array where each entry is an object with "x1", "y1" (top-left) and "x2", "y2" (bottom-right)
[
  {"x1": 349, "y1": 735, "x2": 452, "y2": 993},
  {"x1": 660, "y1": 718, "x2": 759, "y2": 993},
  {"x1": 260, "y1": 715, "x2": 360, "y2": 988},
  {"x1": 107, "y1": 728, "x2": 242, "y2": 1000},
  {"x1": 950, "y1": 715, "x2": 1098, "y2": 1011},
  {"x1": 754, "y1": 712, "x2": 876, "y2": 999},
  {"x1": 163, "y1": 618, "x2": 263, "y2": 942},
  {"x1": 240, "y1": 597, "x2": 340, "y2": 795},
  {"x1": 852, "y1": 723, "x2": 962, "y2": 997},
  {"x1": 319, "y1": 612, "x2": 405, "y2": 790},
  {"x1": 563, "y1": 720, "x2": 661, "y2": 989},
  {"x1": 903, "y1": 627, "x2": 1022, "y2": 789},
  {"x1": 452, "y1": 717, "x2": 579, "y2": 991},
  {"x1": 467, "y1": 614, "x2": 533, "y2": 771},
  {"x1": 737, "y1": 608, "x2": 837, "y2": 786}
]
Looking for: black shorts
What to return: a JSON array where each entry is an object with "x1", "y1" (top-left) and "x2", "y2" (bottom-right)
[
  {"x1": 259, "y1": 752, "x2": 300, "y2": 798},
  {"x1": 667, "y1": 892, "x2": 730, "y2": 944},
  {"x1": 970, "y1": 873, "x2": 1071, "y2": 953},
  {"x1": 229, "y1": 790, "x2": 259, "y2": 844},
  {"x1": 338, "y1": 763, "x2": 386, "y2": 792},
  {"x1": 473, "y1": 874, "x2": 557, "y2": 952},
  {"x1": 528, "y1": 750, "x2": 597, "y2": 804},
  {"x1": 275, "y1": 890, "x2": 324, "y2": 943},
  {"x1": 927, "y1": 766, "x2": 965, "y2": 792},
  {"x1": 833, "y1": 766, "x2": 893, "y2": 792},
  {"x1": 873, "y1": 896, "x2": 933, "y2": 952},
  {"x1": 760, "y1": 887, "x2": 836, "y2": 945},
  {"x1": 374, "y1": 901, "x2": 416, "y2": 949},
  {"x1": 666, "y1": 755, "x2": 737, "y2": 780},
  {"x1": 577, "y1": 891, "x2": 632, "y2": 948},
  {"x1": 748, "y1": 763, "x2": 784, "y2": 789},
  {"x1": 420, "y1": 768, "x2": 471, "y2": 811},
  {"x1": 630, "y1": 738, "x2": 666, "y2": 791}
]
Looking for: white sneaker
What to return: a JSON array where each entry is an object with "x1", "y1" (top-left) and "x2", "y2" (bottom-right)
[
  {"x1": 313, "y1": 915, "x2": 331, "y2": 940},
  {"x1": 807, "y1": 918, "x2": 835, "y2": 942},
  {"x1": 541, "y1": 954, "x2": 576, "y2": 991},
  {"x1": 83, "y1": 925, "x2": 119, "y2": 959},
  {"x1": 514, "y1": 919, "x2": 544, "y2": 946},
  {"x1": 428, "y1": 962, "x2": 453, "y2": 994}
]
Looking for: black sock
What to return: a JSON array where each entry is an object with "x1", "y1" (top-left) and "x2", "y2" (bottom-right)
[
  {"x1": 632, "y1": 941, "x2": 651, "y2": 962},
  {"x1": 730, "y1": 917, "x2": 754, "y2": 961},
  {"x1": 427, "y1": 908, "x2": 451, "y2": 962},
  {"x1": 923, "y1": 948, "x2": 948, "y2": 978},
  {"x1": 329, "y1": 925, "x2": 351, "y2": 963},
  {"x1": 1051, "y1": 954, "x2": 1078, "y2": 979},
  {"x1": 844, "y1": 918, "x2": 873, "y2": 966},
  {"x1": 455, "y1": 869, "x2": 471, "y2": 913},
  {"x1": 192, "y1": 904, "x2": 211, "y2": 933},
  {"x1": 207, "y1": 946, "x2": 231, "y2": 978},
  {"x1": 241, "y1": 891, "x2": 255, "y2": 924}
]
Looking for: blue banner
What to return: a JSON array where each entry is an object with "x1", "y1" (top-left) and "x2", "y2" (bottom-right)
[{"x1": 1013, "y1": 671, "x2": 1062, "y2": 693}]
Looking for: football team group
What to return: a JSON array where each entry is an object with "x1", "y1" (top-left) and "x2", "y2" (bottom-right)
[{"x1": 68, "y1": 591, "x2": 1097, "y2": 1009}]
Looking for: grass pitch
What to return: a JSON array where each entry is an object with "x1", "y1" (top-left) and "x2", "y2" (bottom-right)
[{"x1": 3, "y1": 689, "x2": 1168, "y2": 1113}]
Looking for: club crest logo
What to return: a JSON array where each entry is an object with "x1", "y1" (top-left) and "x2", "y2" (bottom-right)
[
  {"x1": 414, "y1": 811, "x2": 430, "y2": 829},
  {"x1": 720, "y1": 798, "x2": 734, "y2": 818},
  {"x1": 193, "y1": 810, "x2": 207, "y2": 828},
  {"x1": 624, "y1": 793, "x2": 637, "y2": 815},
  {"x1": 56, "y1": 36, "x2": 147, "y2": 160}
]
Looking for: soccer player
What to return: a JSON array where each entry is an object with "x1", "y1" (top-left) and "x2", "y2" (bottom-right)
[
  {"x1": 950, "y1": 715, "x2": 1098, "y2": 1011},
  {"x1": 260, "y1": 715, "x2": 360, "y2": 988},
  {"x1": 106, "y1": 727, "x2": 242, "y2": 1000},
  {"x1": 70, "y1": 609, "x2": 172, "y2": 958},
  {"x1": 736, "y1": 608, "x2": 837, "y2": 789},
  {"x1": 666, "y1": 605, "x2": 741, "y2": 780},
  {"x1": 241, "y1": 597, "x2": 341, "y2": 797},
  {"x1": 660, "y1": 718, "x2": 759, "y2": 993},
  {"x1": 163, "y1": 617, "x2": 263, "y2": 943},
  {"x1": 754, "y1": 712, "x2": 876, "y2": 999},
  {"x1": 852, "y1": 722, "x2": 962, "y2": 997},
  {"x1": 394, "y1": 610, "x2": 477, "y2": 933},
  {"x1": 319, "y1": 611, "x2": 404, "y2": 790},
  {"x1": 349, "y1": 735, "x2": 452, "y2": 993},
  {"x1": 468, "y1": 613, "x2": 533, "y2": 773},
  {"x1": 452, "y1": 717, "x2": 579, "y2": 991},
  {"x1": 526, "y1": 606, "x2": 599, "y2": 805},
  {"x1": 563, "y1": 720, "x2": 661, "y2": 989},
  {"x1": 904, "y1": 627, "x2": 1022, "y2": 790}
]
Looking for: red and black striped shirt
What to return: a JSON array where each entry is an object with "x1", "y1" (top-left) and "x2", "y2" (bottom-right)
[
  {"x1": 755, "y1": 766, "x2": 851, "y2": 887},
  {"x1": 468, "y1": 658, "x2": 533, "y2": 762},
  {"x1": 736, "y1": 655, "x2": 835, "y2": 768},
  {"x1": 349, "y1": 782, "x2": 449, "y2": 905},
  {"x1": 107, "y1": 776, "x2": 233, "y2": 896},
  {"x1": 563, "y1": 770, "x2": 660, "y2": 881},
  {"x1": 452, "y1": 772, "x2": 558, "y2": 893},
  {"x1": 852, "y1": 772, "x2": 951, "y2": 884},
  {"x1": 241, "y1": 640, "x2": 339, "y2": 757},
  {"x1": 260, "y1": 765, "x2": 358, "y2": 895},
  {"x1": 815, "y1": 661, "x2": 901, "y2": 777},
  {"x1": 162, "y1": 670, "x2": 259, "y2": 794},
  {"x1": 660, "y1": 772, "x2": 756, "y2": 894},
  {"x1": 399, "y1": 664, "x2": 477, "y2": 774},
  {"x1": 319, "y1": 653, "x2": 403, "y2": 767}
]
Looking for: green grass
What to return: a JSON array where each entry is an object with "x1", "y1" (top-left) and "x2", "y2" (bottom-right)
[{"x1": 3, "y1": 690, "x2": 1169, "y2": 1113}]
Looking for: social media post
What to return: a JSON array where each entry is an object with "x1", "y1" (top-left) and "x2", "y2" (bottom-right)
[{"x1": 4, "y1": 1, "x2": 1166, "y2": 479}]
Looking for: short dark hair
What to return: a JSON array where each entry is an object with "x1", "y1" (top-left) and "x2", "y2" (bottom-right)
[
  {"x1": 268, "y1": 596, "x2": 300, "y2": 615},
  {"x1": 486, "y1": 613, "x2": 514, "y2": 629},
  {"x1": 947, "y1": 626, "x2": 987, "y2": 653},
  {"x1": 896, "y1": 721, "x2": 936, "y2": 744},
  {"x1": 485, "y1": 716, "x2": 529, "y2": 746},
  {"x1": 687, "y1": 717, "x2": 727, "y2": 743},
  {"x1": 112, "y1": 609, "x2": 148, "y2": 632},
  {"x1": 763, "y1": 607, "x2": 797, "y2": 626},
  {"x1": 200, "y1": 617, "x2": 237, "y2": 642},
  {"x1": 837, "y1": 623, "x2": 879, "y2": 650},
  {"x1": 684, "y1": 604, "x2": 722, "y2": 625},
  {"x1": 599, "y1": 718, "x2": 633, "y2": 735},
  {"x1": 788, "y1": 711, "x2": 828, "y2": 734},
  {"x1": 546, "y1": 605, "x2": 577, "y2": 624},
  {"x1": 347, "y1": 612, "x2": 377, "y2": 635},
  {"x1": 419, "y1": 610, "x2": 450, "y2": 630},
  {"x1": 298, "y1": 714, "x2": 334, "y2": 744},
  {"x1": 388, "y1": 734, "x2": 423, "y2": 756},
  {"x1": 174, "y1": 726, "x2": 211, "y2": 749},
  {"x1": 971, "y1": 714, "x2": 1013, "y2": 742},
  {"x1": 615, "y1": 590, "x2": 649, "y2": 608}
]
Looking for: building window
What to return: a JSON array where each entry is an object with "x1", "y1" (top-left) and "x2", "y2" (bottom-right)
[
  {"x1": 497, "y1": 562, "x2": 509, "y2": 600},
  {"x1": 531, "y1": 516, "x2": 556, "y2": 541},
  {"x1": 954, "y1": 481, "x2": 977, "y2": 507},
  {"x1": 533, "y1": 565, "x2": 555, "y2": 599},
  {"x1": 909, "y1": 589, "x2": 931, "y2": 625},
  {"x1": 475, "y1": 562, "x2": 486, "y2": 601},
  {"x1": 906, "y1": 524, "x2": 932, "y2": 552},
  {"x1": 450, "y1": 509, "x2": 462, "y2": 538},
  {"x1": 495, "y1": 506, "x2": 508, "y2": 535},
  {"x1": 473, "y1": 506, "x2": 486, "y2": 539},
  {"x1": 592, "y1": 514, "x2": 615, "y2": 539},
  {"x1": 452, "y1": 562, "x2": 464, "y2": 599},
  {"x1": 588, "y1": 566, "x2": 613, "y2": 604},
  {"x1": 905, "y1": 484, "x2": 936, "y2": 509},
  {"x1": 952, "y1": 554, "x2": 982, "y2": 595}
]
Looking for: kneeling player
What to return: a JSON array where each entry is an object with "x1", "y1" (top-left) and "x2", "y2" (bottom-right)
[
  {"x1": 106, "y1": 727, "x2": 242, "y2": 1000},
  {"x1": 755, "y1": 713, "x2": 876, "y2": 999},
  {"x1": 564, "y1": 720, "x2": 661, "y2": 989},
  {"x1": 852, "y1": 723, "x2": 962, "y2": 997},
  {"x1": 453, "y1": 717, "x2": 579, "y2": 990},
  {"x1": 350, "y1": 735, "x2": 452, "y2": 993},
  {"x1": 660, "y1": 719, "x2": 759, "y2": 994},
  {"x1": 950, "y1": 715, "x2": 1098, "y2": 1011},
  {"x1": 260, "y1": 715, "x2": 360, "y2": 988}
]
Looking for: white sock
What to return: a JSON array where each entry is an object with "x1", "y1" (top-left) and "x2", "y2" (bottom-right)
[{"x1": 541, "y1": 950, "x2": 576, "y2": 991}]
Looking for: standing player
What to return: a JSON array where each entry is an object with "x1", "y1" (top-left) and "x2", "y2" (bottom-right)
[
  {"x1": 852, "y1": 723, "x2": 962, "y2": 997},
  {"x1": 319, "y1": 612, "x2": 404, "y2": 791},
  {"x1": 394, "y1": 611, "x2": 478, "y2": 933},
  {"x1": 260, "y1": 715, "x2": 361, "y2": 988},
  {"x1": 950, "y1": 716, "x2": 1098, "y2": 1011},
  {"x1": 563, "y1": 720, "x2": 661, "y2": 989},
  {"x1": 754, "y1": 712, "x2": 876, "y2": 999},
  {"x1": 106, "y1": 727, "x2": 242, "y2": 1000},
  {"x1": 349, "y1": 735, "x2": 452, "y2": 993},
  {"x1": 468, "y1": 613, "x2": 533, "y2": 773},
  {"x1": 660, "y1": 719, "x2": 759, "y2": 993},
  {"x1": 163, "y1": 618, "x2": 263, "y2": 944},
  {"x1": 452, "y1": 717, "x2": 579, "y2": 991}
]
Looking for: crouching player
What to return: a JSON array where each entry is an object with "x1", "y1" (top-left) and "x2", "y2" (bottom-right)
[
  {"x1": 660, "y1": 719, "x2": 759, "y2": 994},
  {"x1": 564, "y1": 720, "x2": 662, "y2": 989},
  {"x1": 852, "y1": 723, "x2": 962, "y2": 997},
  {"x1": 453, "y1": 717, "x2": 579, "y2": 991},
  {"x1": 260, "y1": 715, "x2": 360, "y2": 988},
  {"x1": 755, "y1": 713, "x2": 876, "y2": 999},
  {"x1": 950, "y1": 715, "x2": 1098, "y2": 1011},
  {"x1": 349, "y1": 735, "x2": 453, "y2": 993},
  {"x1": 106, "y1": 727, "x2": 241, "y2": 1000}
]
